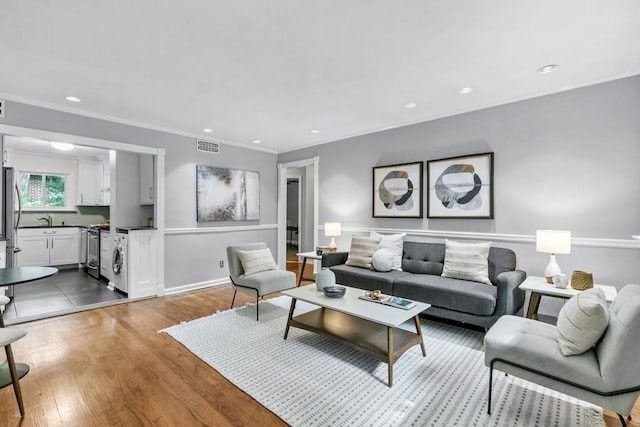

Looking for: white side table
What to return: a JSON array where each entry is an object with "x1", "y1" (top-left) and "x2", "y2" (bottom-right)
[
  {"x1": 295, "y1": 251, "x2": 322, "y2": 287},
  {"x1": 519, "y1": 276, "x2": 618, "y2": 319}
]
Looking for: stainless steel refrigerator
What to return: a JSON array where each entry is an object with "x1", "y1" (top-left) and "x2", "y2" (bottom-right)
[{"x1": 2, "y1": 167, "x2": 22, "y2": 297}]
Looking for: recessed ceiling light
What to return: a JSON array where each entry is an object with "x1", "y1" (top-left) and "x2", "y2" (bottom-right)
[
  {"x1": 202, "y1": 128, "x2": 213, "y2": 133},
  {"x1": 458, "y1": 87, "x2": 473, "y2": 94},
  {"x1": 50, "y1": 142, "x2": 74, "y2": 151},
  {"x1": 252, "y1": 140, "x2": 261, "y2": 144},
  {"x1": 537, "y1": 64, "x2": 559, "y2": 74},
  {"x1": 310, "y1": 129, "x2": 320, "y2": 134},
  {"x1": 404, "y1": 102, "x2": 417, "y2": 109},
  {"x1": 65, "y1": 96, "x2": 81, "y2": 102}
]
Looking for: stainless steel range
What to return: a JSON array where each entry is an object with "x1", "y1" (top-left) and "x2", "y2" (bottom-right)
[{"x1": 86, "y1": 225, "x2": 108, "y2": 279}]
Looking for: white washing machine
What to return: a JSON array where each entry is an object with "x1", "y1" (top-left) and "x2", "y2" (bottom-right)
[{"x1": 112, "y1": 233, "x2": 129, "y2": 293}]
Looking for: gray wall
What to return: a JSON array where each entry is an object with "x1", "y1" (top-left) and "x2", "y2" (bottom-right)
[
  {"x1": 278, "y1": 75, "x2": 640, "y2": 316},
  {"x1": 0, "y1": 100, "x2": 278, "y2": 291}
]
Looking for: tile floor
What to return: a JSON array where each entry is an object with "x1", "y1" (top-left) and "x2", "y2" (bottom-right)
[{"x1": 2, "y1": 268, "x2": 126, "y2": 321}]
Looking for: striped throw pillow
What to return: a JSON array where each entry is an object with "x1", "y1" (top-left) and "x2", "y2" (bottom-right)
[
  {"x1": 238, "y1": 248, "x2": 278, "y2": 276},
  {"x1": 346, "y1": 235, "x2": 382, "y2": 269},
  {"x1": 441, "y1": 239, "x2": 492, "y2": 285}
]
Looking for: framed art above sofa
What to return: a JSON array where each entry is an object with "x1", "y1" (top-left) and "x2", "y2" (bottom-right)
[
  {"x1": 427, "y1": 152, "x2": 494, "y2": 219},
  {"x1": 372, "y1": 161, "x2": 423, "y2": 218}
]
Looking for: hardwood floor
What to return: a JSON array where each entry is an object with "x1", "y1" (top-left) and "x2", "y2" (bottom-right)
[{"x1": 0, "y1": 262, "x2": 637, "y2": 426}]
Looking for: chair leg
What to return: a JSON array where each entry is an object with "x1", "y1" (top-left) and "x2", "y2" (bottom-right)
[
  {"x1": 255, "y1": 291, "x2": 260, "y2": 321},
  {"x1": 617, "y1": 413, "x2": 627, "y2": 427},
  {"x1": 230, "y1": 290, "x2": 237, "y2": 309},
  {"x1": 487, "y1": 365, "x2": 493, "y2": 415},
  {"x1": 5, "y1": 344, "x2": 25, "y2": 417}
]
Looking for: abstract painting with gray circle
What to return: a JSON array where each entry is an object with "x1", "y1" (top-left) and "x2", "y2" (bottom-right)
[
  {"x1": 373, "y1": 162, "x2": 422, "y2": 218},
  {"x1": 196, "y1": 165, "x2": 260, "y2": 221},
  {"x1": 427, "y1": 153, "x2": 492, "y2": 218}
]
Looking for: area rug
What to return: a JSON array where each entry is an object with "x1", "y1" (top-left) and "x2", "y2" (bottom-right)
[{"x1": 160, "y1": 296, "x2": 604, "y2": 427}]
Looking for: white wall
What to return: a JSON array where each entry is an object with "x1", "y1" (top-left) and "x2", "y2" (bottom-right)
[{"x1": 278, "y1": 75, "x2": 640, "y2": 317}]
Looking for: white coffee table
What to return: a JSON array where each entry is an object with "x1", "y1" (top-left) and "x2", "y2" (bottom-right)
[
  {"x1": 282, "y1": 284, "x2": 430, "y2": 387},
  {"x1": 520, "y1": 276, "x2": 618, "y2": 319}
]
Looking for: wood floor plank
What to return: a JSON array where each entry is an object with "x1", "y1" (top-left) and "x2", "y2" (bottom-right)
[{"x1": 0, "y1": 261, "x2": 636, "y2": 426}]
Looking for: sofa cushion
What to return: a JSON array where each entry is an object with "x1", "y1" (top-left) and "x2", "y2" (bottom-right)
[
  {"x1": 393, "y1": 274, "x2": 497, "y2": 316},
  {"x1": 330, "y1": 264, "x2": 410, "y2": 294},
  {"x1": 441, "y1": 239, "x2": 492, "y2": 285},
  {"x1": 402, "y1": 241, "x2": 445, "y2": 275},
  {"x1": 345, "y1": 235, "x2": 381, "y2": 269},
  {"x1": 557, "y1": 287, "x2": 609, "y2": 356},
  {"x1": 371, "y1": 231, "x2": 405, "y2": 271},
  {"x1": 371, "y1": 249, "x2": 394, "y2": 272}
]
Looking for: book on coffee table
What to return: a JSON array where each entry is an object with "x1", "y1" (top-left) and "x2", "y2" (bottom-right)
[{"x1": 358, "y1": 293, "x2": 417, "y2": 310}]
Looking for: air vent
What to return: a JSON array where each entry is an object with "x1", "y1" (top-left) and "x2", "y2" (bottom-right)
[
  {"x1": 197, "y1": 139, "x2": 220, "y2": 154},
  {"x1": 0, "y1": 99, "x2": 5, "y2": 118}
]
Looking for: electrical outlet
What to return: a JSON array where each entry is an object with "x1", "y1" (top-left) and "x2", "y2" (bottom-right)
[{"x1": 219, "y1": 260, "x2": 224, "y2": 268}]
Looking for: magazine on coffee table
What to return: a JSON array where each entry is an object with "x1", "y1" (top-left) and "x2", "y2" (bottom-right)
[{"x1": 358, "y1": 293, "x2": 417, "y2": 310}]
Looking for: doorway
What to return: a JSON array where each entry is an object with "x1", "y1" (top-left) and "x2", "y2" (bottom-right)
[{"x1": 286, "y1": 177, "x2": 301, "y2": 263}]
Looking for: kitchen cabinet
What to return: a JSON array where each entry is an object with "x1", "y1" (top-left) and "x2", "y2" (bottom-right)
[
  {"x1": 140, "y1": 154, "x2": 154, "y2": 205},
  {"x1": 100, "y1": 230, "x2": 112, "y2": 281},
  {"x1": 0, "y1": 240, "x2": 6, "y2": 303},
  {"x1": 16, "y1": 228, "x2": 80, "y2": 267},
  {"x1": 77, "y1": 157, "x2": 110, "y2": 206}
]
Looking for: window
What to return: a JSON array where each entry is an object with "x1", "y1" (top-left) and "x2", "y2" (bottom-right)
[{"x1": 19, "y1": 172, "x2": 67, "y2": 209}]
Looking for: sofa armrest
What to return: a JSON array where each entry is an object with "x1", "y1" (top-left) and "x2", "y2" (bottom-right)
[
  {"x1": 494, "y1": 270, "x2": 527, "y2": 316},
  {"x1": 322, "y1": 251, "x2": 349, "y2": 267}
]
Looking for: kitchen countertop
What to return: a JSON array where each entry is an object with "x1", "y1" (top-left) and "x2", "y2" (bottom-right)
[{"x1": 116, "y1": 226, "x2": 157, "y2": 233}]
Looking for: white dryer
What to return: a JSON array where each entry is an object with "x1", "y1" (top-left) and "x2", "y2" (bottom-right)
[{"x1": 112, "y1": 233, "x2": 129, "y2": 293}]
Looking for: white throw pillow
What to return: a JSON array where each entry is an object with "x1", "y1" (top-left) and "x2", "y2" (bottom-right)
[
  {"x1": 371, "y1": 249, "x2": 394, "y2": 272},
  {"x1": 237, "y1": 248, "x2": 278, "y2": 276},
  {"x1": 346, "y1": 235, "x2": 381, "y2": 269},
  {"x1": 441, "y1": 239, "x2": 492, "y2": 285},
  {"x1": 557, "y1": 287, "x2": 609, "y2": 356},
  {"x1": 370, "y1": 231, "x2": 406, "y2": 271}
]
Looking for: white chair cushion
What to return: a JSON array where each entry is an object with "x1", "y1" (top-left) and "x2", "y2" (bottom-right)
[
  {"x1": 557, "y1": 287, "x2": 609, "y2": 356},
  {"x1": 441, "y1": 239, "x2": 492, "y2": 285},
  {"x1": 370, "y1": 231, "x2": 405, "y2": 271},
  {"x1": 237, "y1": 248, "x2": 278, "y2": 276}
]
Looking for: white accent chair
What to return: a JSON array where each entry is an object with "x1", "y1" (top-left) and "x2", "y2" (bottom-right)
[
  {"x1": 484, "y1": 284, "x2": 640, "y2": 427},
  {"x1": 226, "y1": 243, "x2": 296, "y2": 321}
]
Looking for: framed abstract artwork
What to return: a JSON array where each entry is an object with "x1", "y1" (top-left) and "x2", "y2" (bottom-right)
[
  {"x1": 196, "y1": 165, "x2": 260, "y2": 221},
  {"x1": 372, "y1": 161, "x2": 423, "y2": 218},
  {"x1": 427, "y1": 152, "x2": 494, "y2": 219}
]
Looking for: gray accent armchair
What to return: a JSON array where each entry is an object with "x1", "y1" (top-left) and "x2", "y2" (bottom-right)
[
  {"x1": 484, "y1": 284, "x2": 640, "y2": 426},
  {"x1": 226, "y1": 243, "x2": 296, "y2": 320}
]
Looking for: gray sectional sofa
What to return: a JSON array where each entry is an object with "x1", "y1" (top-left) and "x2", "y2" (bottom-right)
[{"x1": 322, "y1": 240, "x2": 527, "y2": 329}]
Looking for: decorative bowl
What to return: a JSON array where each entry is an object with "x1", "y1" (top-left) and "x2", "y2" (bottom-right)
[{"x1": 323, "y1": 285, "x2": 346, "y2": 298}]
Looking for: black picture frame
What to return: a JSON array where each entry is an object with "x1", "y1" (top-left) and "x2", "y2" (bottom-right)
[
  {"x1": 426, "y1": 152, "x2": 494, "y2": 219},
  {"x1": 372, "y1": 161, "x2": 423, "y2": 218}
]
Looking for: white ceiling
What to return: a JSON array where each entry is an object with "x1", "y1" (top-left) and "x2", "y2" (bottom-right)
[{"x1": 1, "y1": 1, "x2": 639, "y2": 153}]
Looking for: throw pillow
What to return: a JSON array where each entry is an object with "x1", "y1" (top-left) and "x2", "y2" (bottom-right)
[
  {"x1": 237, "y1": 248, "x2": 278, "y2": 276},
  {"x1": 371, "y1": 249, "x2": 394, "y2": 272},
  {"x1": 441, "y1": 239, "x2": 492, "y2": 285},
  {"x1": 557, "y1": 287, "x2": 609, "y2": 356},
  {"x1": 370, "y1": 231, "x2": 406, "y2": 271},
  {"x1": 346, "y1": 235, "x2": 382, "y2": 269}
]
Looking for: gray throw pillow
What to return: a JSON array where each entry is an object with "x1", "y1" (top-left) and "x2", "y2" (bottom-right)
[
  {"x1": 346, "y1": 235, "x2": 381, "y2": 269},
  {"x1": 237, "y1": 248, "x2": 278, "y2": 276},
  {"x1": 557, "y1": 287, "x2": 609, "y2": 356},
  {"x1": 441, "y1": 239, "x2": 492, "y2": 285}
]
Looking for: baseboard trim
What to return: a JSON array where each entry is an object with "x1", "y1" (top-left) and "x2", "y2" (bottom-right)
[{"x1": 163, "y1": 278, "x2": 228, "y2": 295}]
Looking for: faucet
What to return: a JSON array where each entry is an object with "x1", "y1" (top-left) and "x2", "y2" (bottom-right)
[{"x1": 37, "y1": 214, "x2": 53, "y2": 227}]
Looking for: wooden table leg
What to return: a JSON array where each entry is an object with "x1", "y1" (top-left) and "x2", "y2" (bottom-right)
[
  {"x1": 297, "y1": 258, "x2": 307, "y2": 287},
  {"x1": 284, "y1": 298, "x2": 297, "y2": 339},
  {"x1": 414, "y1": 315, "x2": 426, "y2": 357},
  {"x1": 387, "y1": 327, "x2": 394, "y2": 387},
  {"x1": 526, "y1": 292, "x2": 542, "y2": 319}
]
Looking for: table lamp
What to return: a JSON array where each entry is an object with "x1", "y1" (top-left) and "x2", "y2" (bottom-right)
[
  {"x1": 325, "y1": 222, "x2": 341, "y2": 252},
  {"x1": 536, "y1": 230, "x2": 571, "y2": 284}
]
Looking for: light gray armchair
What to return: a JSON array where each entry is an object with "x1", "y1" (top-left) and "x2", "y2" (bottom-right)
[
  {"x1": 226, "y1": 243, "x2": 296, "y2": 320},
  {"x1": 484, "y1": 284, "x2": 640, "y2": 426}
]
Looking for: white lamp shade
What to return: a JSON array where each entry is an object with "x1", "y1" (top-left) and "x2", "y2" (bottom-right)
[
  {"x1": 324, "y1": 222, "x2": 342, "y2": 237},
  {"x1": 536, "y1": 230, "x2": 571, "y2": 254}
]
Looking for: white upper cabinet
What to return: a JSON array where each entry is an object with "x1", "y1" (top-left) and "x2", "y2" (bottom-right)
[
  {"x1": 140, "y1": 154, "x2": 154, "y2": 205},
  {"x1": 77, "y1": 161, "x2": 99, "y2": 206}
]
